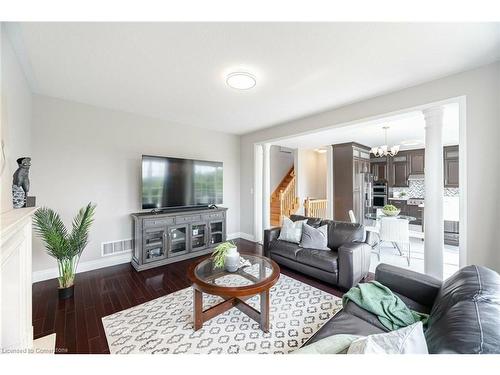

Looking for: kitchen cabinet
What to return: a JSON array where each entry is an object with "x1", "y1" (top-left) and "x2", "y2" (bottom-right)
[
  {"x1": 370, "y1": 158, "x2": 388, "y2": 182},
  {"x1": 389, "y1": 199, "x2": 409, "y2": 216},
  {"x1": 390, "y1": 154, "x2": 409, "y2": 187},
  {"x1": 444, "y1": 145, "x2": 459, "y2": 187},
  {"x1": 332, "y1": 142, "x2": 371, "y2": 221},
  {"x1": 409, "y1": 149, "x2": 425, "y2": 175},
  {"x1": 381, "y1": 147, "x2": 458, "y2": 187},
  {"x1": 407, "y1": 204, "x2": 423, "y2": 225}
]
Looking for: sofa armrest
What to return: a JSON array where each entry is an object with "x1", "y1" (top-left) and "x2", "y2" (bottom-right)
[
  {"x1": 337, "y1": 242, "x2": 372, "y2": 290},
  {"x1": 263, "y1": 227, "x2": 281, "y2": 257},
  {"x1": 375, "y1": 263, "x2": 442, "y2": 308}
]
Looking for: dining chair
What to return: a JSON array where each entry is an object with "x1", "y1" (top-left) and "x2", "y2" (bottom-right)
[
  {"x1": 348, "y1": 210, "x2": 357, "y2": 223},
  {"x1": 348, "y1": 209, "x2": 381, "y2": 251},
  {"x1": 376, "y1": 217, "x2": 411, "y2": 265}
]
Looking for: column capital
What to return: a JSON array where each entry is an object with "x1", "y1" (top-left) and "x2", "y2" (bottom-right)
[{"x1": 422, "y1": 106, "x2": 444, "y2": 121}]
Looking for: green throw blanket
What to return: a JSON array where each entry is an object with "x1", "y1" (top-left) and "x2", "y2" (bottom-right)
[{"x1": 342, "y1": 281, "x2": 428, "y2": 331}]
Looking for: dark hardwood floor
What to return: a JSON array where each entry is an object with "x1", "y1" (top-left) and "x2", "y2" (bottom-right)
[{"x1": 32, "y1": 238, "x2": 354, "y2": 354}]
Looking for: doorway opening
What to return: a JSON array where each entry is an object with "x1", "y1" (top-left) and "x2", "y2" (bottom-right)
[{"x1": 254, "y1": 97, "x2": 465, "y2": 280}]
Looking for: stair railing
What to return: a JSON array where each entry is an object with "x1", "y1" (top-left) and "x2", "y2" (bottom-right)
[
  {"x1": 279, "y1": 176, "x2": 298, "y2": 222},
  {"x1": 304, "y1": 198, "x2": 328, "y2": 218}
]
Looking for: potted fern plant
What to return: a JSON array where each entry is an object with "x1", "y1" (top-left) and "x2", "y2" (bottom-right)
[{"x1": 33, "y1": 202, "x2": 96, "y2": 299}]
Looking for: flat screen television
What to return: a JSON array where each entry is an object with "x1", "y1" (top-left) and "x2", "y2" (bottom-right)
[{"x1": 141, "y1": 155, "x2": 223, "y2": 210}]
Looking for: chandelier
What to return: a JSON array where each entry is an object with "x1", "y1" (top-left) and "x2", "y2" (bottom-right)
[{"x1": 370, "y1": 126, "x2": 400, "y2": 157}]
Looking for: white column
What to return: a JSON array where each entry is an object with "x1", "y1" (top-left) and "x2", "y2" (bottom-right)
[
  {"x1": 262, "y1": 143, "x2": 271, "y2": 230},
  {"x1": 326, "y1": 146, "x2": 334, "y2": 219},
  {"x1": 423, "y1": 106, "x2": 445, "y2": 280},
  {"x1": 253, "y1": 144, "x2": 263, "y2": 243}
]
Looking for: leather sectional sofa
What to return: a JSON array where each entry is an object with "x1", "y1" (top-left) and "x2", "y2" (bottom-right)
[
  {"x1": 263, "y1": 214, "x2": 372, "y2": 290},
  {"x1": 305, "y1": 263, "x2": 500, "y2": 353}
]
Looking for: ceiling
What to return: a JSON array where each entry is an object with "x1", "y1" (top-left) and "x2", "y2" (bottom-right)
[
  {"x1": 273, "y1": 103, "x2": 459, "y2": 150},
  {"x1": 9, "y1": 22, "x2": 500, "y2": 135}
]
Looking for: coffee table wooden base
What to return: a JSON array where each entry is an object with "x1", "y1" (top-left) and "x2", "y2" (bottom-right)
[{"x1": 193, "y1": 288, "x2": 270, "y2": 332}]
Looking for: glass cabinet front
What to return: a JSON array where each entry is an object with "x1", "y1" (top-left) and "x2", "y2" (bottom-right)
[
  {"x1": 168, "y1": 225, "x2": 188, "y2": 256},
  {"x1": 191, "y1": 223, "x2": 208, "y2": 251},
  {"x1": 143, "y1": 229, "x2": 166, "y2": 262},
  {"x1": 209, "y1": 221, "x2": 224, "y2": 245}
]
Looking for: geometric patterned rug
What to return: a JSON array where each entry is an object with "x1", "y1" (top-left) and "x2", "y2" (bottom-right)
[{"x1": 102, "y1": 273, "x2": 342, "y2": 354}]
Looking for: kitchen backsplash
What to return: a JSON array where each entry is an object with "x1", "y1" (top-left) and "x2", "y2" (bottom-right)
[{"x1": 392, "y1": 180, "x2": 459, "y2": 198}]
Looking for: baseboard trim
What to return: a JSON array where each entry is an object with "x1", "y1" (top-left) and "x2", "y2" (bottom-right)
[
  {"x1": 227, "y1": 232, "x2": 255, "y2": 242},
  {"x1": 33, "y1": 233, "x2": 256, "y2": 283},
  {"x1": 32, "y1": 251, "x2": 133, "y2": 283}
]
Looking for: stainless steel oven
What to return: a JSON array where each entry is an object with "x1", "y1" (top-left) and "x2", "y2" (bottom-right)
[
  {"x1": 372, "y1": 182, "x2": 387, "y2": 208},
  {"x1": 373, "y1": 194, "x2": 387, "y2": 208},
  {"x1": 373, "y1": 184, "x2": 387, "y2": 195}
]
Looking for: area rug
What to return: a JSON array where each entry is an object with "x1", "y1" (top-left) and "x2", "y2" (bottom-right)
[{"x1": 102, "y1": 272, "x2": 342, "y2": 354}]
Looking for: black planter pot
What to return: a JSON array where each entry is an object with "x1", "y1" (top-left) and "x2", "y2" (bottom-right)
[{"x1": 58, "y1": 285, "x2": 74, "y2": 299}]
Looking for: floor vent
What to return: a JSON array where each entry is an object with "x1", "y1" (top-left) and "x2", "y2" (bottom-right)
[{"x1": 101, "y1": 239, "x2": 133, "y2": 257}]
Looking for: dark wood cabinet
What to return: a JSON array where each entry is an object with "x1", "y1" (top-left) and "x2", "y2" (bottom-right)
[
  {"x1": 389, "y1": 199, "x2": 408, "y2": 216},
  {"x1": 379, "y1": 147, "x2": 458, "y2": 188},
  {"x1": 390, "y1": 154, "x2": 409, "y2": 187},
  {"x1": 407, "y1": 204, "x2": 423, "y2": 225},
  {"x1": 370, "y1": 158, "x2": 388, "y2": 182},
  {"x1": 333, "y1": 142, "x2": 371, "y2": 221},
  {"x1": 409, "y1": 149, "x2": 425, "y2": 175},
  {"x1": 444, "y1": 145, "x2": 459, "y2": 187}
]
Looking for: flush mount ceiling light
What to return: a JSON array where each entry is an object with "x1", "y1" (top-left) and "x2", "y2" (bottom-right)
[
  {"x1": 371, "y1": 126, "x2": 400, "y2": 158},
  {"x1": 226, "y1": 72, "x2": 256, "y2": 90}
]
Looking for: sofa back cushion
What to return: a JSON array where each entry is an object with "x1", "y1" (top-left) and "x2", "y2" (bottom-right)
[
  {"x1": 290, "y1": 214, "x2": 322, "y2": 228},
  {"x1": 290, "y1": 215, "x2": 364, "y2": 250},
  {"x1": 425, "y1": 265, "x2": 500, "y2": 354}
]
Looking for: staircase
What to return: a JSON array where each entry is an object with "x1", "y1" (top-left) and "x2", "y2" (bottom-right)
[{"x1": 270, "y1": 167, "x2": 300, "y2": 227}]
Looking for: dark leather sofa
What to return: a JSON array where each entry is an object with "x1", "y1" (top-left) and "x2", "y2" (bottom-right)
[
  {"x1": 263, "y1": 214, "x2": 372, "y2": 290},
  {"x1": 305, "y1": 263, "x2": 500, "y2": 353}
]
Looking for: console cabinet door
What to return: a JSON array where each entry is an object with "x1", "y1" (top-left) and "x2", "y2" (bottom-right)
[
  {"x1": 142, "y1": 227, "x2": 167, "y2": 263},
  {"x1": 167, "y1": 224, "x2": 189, "y2": 257},
  {"x1": 209, "y1": 220, "x2": 225, "y2": 246},
  {"x1": 190, "y1": 222, "x2": 209, "y2": 252}
]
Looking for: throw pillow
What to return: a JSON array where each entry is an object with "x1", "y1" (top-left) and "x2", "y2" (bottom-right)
[
  {"x1": 278, "y1": 217, "x2": 307, "y2": 244},
  {"x1": 300, "y1": 223, "x2": 329, "y2": 249},
  {"x1": 347, "y1": 322, "x2": 428, "y2": 354},
  {"x1": 292, "y1": 334, "x2": 361, "y2": 354}
]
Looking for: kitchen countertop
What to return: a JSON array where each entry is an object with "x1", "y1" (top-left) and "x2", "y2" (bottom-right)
[{"x1": 388, "y1": 197, "x2": 408, "y2": 201}]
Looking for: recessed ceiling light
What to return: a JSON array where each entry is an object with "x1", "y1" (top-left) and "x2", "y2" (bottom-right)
[
  {"x1": 226, "y1": 72, "x2": 256, "y2": 90},
  {"x1": 315, "y1": 148, "x2": 327, "y2": 153}
]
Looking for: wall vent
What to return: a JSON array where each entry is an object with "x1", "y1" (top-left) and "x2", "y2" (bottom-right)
[{"x1": 101, "y1": 238, "x2": 133, "y2": 257}]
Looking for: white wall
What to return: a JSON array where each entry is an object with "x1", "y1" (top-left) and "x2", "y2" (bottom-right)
[
  {"x1": 294, "y1": 149, "x2": 327, "y2": 215},
  {"x1": 315, "y1": 151, "x2": 327, "y2": 198},
  {"x1": 1, "y1": 25, "x2": 33, "y2": 213},
  {"x1": 270, "y1": 145, "x2": 294, "y2": 192},
  {"x1": 241, "y1": 62, "x2": 500, "y2": 272},
  {"x1": 31, "y1": 95, "x2": 241, "y2": 275}
]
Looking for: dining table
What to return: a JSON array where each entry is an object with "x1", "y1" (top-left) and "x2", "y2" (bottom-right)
[{"x1": 364, "y1": 212, "x2": 417, "y2": 221}]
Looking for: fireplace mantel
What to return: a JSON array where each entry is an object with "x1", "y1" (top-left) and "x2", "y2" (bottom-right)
[{"x1": 1, "y1": 207, "x2": 37, "y2": 351}]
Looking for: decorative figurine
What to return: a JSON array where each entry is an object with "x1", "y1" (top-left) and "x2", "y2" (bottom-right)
[{"x1": 12, "y1": 157, "x2": 31, "y2": 208}]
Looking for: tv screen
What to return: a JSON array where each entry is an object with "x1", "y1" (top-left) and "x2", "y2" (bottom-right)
[{"x1": 141, "y1": 155, "x2": 223, "y2": 210}]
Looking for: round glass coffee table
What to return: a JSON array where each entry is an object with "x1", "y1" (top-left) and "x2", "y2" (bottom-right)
[{"x1": 187, "y1": 254, "x2": 280, "y2": 332}]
